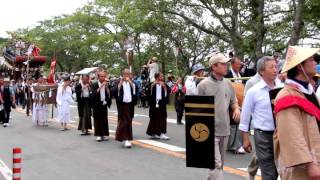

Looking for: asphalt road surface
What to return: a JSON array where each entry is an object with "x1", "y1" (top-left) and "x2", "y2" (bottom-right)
[{"x1": 0, "y1": 102, "x2": 261, "y2": 180}]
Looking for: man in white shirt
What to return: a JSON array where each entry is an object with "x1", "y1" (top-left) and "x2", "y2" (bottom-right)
[
  {"x1": 147, "y1": 57, "x2": 160, "y2": 83},
  {"x1": 239, "y1": 56, "x2": 283, "y2": 180},
  {"x1": 185, "y1": 63, "x2": 205, "y2": 95}
]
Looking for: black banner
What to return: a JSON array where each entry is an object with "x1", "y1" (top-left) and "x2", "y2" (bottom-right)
[
  {"x1": 269, "y1": 88, "x2": 283, "y2": 128},
  {"x1": 185, "y1": 95, "x2": 215, "y2": 169}
]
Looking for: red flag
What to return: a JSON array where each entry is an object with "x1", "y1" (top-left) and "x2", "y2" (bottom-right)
[
  {"x1": 31, "y1": 45, "x2": 41, "y2": 56},
  {"x1": 47, "y1": 55, "x2": 57, "y2": 84}
]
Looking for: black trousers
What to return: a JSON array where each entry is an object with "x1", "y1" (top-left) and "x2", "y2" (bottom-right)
[
  {"x1": 25, "y1": 98, "x2": 32, "y2": 116},
  {"x1": 1, "y1": 108, "x2": 11, "y2": 124},
  {"x1": 0, "y1": 110, "x2": 3, "y2": 124},
  {"x1": 254, "y1": 129, "x2": 278, "y2": 180}
]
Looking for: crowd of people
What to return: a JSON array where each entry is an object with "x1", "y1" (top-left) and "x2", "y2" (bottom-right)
[{"x1": 0, "y1": 47, "x2": 320, "y2": 180}]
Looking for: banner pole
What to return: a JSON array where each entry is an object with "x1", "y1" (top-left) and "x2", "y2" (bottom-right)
[{"x1": 51, "y1": 104, "x2": 54, "y2": 119}]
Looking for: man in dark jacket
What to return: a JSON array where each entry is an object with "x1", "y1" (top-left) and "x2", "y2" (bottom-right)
[
  {"x1": 91, "y1": 71, "x2": 111, "y2": 142},
  {"x1": 1, "y1": 77, "x2": 16, "y2": 127},
  {"x1": 114, "y1": 69, "x2": 137, "y2": 148},
  {"x1": 225, "y1": 57, "x2": 246, "y2": 154},
  {"x1": 75, "y1": 75, "x2": 92, "y2": 135}
]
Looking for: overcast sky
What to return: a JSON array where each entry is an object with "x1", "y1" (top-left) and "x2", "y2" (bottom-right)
[{"x1": 0, "y1": 0, "x2": 88, "y2": 37}]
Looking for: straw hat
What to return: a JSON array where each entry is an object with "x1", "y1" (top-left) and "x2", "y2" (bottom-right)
[
  {"x1": 281, "y1": 46, "x2": 320, "y2": 73},
  {"x1": 151, "y1": 57, "x2": 158, "y2": 62},
  {"x1": 209, "y1": 53, "x2": 230, "y2": 66}
]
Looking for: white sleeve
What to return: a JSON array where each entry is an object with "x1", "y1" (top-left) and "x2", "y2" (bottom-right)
[
  {"x1": 67, "y1": 87, "x2": 75, "y2": 104},
  {"x1": 185, "y1": 78, "x2": 197, "y2": 95},
  {"x1": 239, "y1": 89, "x2": 255, "y2": 132},
  {"x1": 56, "y1": 86, "x2": 62, "y2": 106}
]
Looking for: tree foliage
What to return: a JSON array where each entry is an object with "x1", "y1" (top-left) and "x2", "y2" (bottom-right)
[{"x1": 3, "y1": 0, "x2": 319, "y2": 77}]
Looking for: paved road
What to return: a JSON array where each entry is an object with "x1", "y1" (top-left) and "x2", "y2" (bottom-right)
[{"x1": 0, "y1": 103, "x2": 260, "y2": 180}]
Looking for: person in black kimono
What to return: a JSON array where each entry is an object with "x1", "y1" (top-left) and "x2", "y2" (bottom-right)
[
  {"x1": 75, "y1": 75, "x2": 92, "y2": 135},
  {"x1": 24, "y1": 78, "x2": 33, "y2": 116},
  {"x1": 91, "y1": 71, "x2": 111, "y2": 142},
  {"x1": 1, "y1": 77, "x2": 16, "y2": 127},
  {"x1": 170, "y1": 77, "x2": 186, "y2": 125},
  {"x1": 146, "y1": 72, "x2": 170, "y2": 140},
  {"x1": 114, "y1": 69, "x2": 137, "y2": 148}
]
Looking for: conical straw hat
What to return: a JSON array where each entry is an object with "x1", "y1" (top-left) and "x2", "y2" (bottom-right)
[{"x1": 281, "y1": 46, "x2": 320, "y2": 73}]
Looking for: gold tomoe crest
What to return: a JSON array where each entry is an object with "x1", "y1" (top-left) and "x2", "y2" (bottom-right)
[{"x1": 190, "y1": 123, "x2": 210, "y2": 142}]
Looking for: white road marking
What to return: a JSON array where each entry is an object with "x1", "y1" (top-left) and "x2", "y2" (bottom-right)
[
  {"x1": 109, "y1": 129, "x2": 116, "y2": 133},
  {"x1": 237, "y1": 168, "x2": 281, "y2": 179},
  {"x1": 237, "y1": 168, "x2": 261, "y2": 176},
  {"x1": 136, "y1": 140, "x2": 186, "y2": 152},
  {"x1": 72, "y1": 106, "x2": 185, "y2": 124},
  {"x1": 0, "y1": 159, "x2": 12, "y2": 180}
]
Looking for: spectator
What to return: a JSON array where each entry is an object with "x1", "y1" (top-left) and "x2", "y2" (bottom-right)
[
  {"x1": 185, "y1": 63, "x2": 205, "y2": 95},
  {"x1": 171, "y1": 77, "x2": 186, "y2": 125},
  {"x1": 147, "y1": 57, "x2": 160, "y2": 83},
  {"x1": 197, "y1": 53, "x2": 240, "y2": 180}
]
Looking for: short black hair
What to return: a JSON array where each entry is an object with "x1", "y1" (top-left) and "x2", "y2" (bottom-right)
[
  {"x1": 287, "y1": 60, "x2": 308, "y2": 79},
  {"x1": 154, "y1": 72, "x2": 163, "y2": 80},
  {"x1": 287, "y1": 66, "x2": 298, "y2": 79},
  {"x1": 230, "y1": 57, "x2": 241, "y2": 64},
  {"x1": 314, "y1": 53, "x2": 320, "y2": 64}
]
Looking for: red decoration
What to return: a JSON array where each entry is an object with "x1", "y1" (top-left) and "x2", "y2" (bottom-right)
[
  {"x1": 274, "y1": 95, "x2": 320, "y2": 121},
  {"x1": 47, "y1": 56, "x2": 57, "y2": 84},
  {"x1": 32, "y1": 45, "x2": 41, "y2": 57},
  {"x1": 15, "y1": 56, "x2": 46, "y2": 63}
]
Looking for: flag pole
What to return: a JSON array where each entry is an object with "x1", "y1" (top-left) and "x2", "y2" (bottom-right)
[{"x1": 51, "y1": 50, "x2": 56, "y2": 119}]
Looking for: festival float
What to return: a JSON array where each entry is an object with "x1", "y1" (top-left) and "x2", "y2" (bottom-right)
[
  {"x1": 1, "y1": 35, "x2": 57, "y2": 105},
  {"x1": 2, "y1": 36, "x2": 47, "y2": 80}
]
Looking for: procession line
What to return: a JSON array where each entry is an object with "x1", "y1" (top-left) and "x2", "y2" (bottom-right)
[
  {"x1": 111, "y1": 111, "x2": 186, "y2": 125},
  {"x1": 14, "y1": 107, "x2": 142, "y2": 125},
  {"x1": 108, "y1": 116, "x2": 142, "y2": 126},
  {"x1": 72, "y1": 106, "x2": 182, "y2": 125},
  {"x1": 0, "y1": 159, "x2": 12, "y2": 180}
]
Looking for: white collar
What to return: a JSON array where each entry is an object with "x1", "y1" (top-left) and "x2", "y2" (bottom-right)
[
  {"x1": 186, "y1": 76, "x2": 196, "y2": 81},
  {"x1": 256, "y1": 78, "x2": 284, "y2": 90},
  {"x1": 286, "y1": 79, "x2": 314, "y2": 95},
  {"x1": 231, "y1": 68, "x2": 241, "y2": 77}
]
